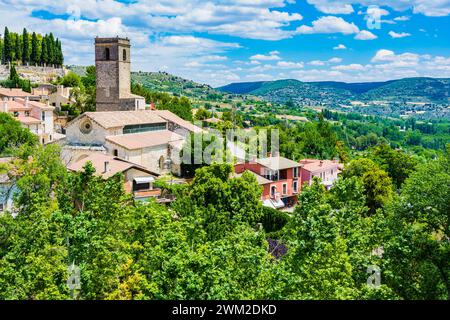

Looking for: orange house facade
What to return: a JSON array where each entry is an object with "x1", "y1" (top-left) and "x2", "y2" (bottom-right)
[{"x1": 235, "y1": 156, "x2": 302, "y2": 210}]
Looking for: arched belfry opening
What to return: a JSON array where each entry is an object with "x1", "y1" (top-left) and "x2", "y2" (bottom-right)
[
  {"x1": 123, "y1": 49, "x2": 127, "y2": 61},
  {"x1": 105, "y1": 47, "x2": 110, "y2": 60}
]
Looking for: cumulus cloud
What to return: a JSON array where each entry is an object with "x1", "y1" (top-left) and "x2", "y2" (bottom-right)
[
  {"x1": 332, "y1": 63, "x2": 366, "y2": 71},
  {"x1": 250, "y1": 51, "x2": 282, "y2": 61},
  {"x1": 355, "y1": 30, "x2": 378, "y2": 40},
  {"x1": 394, "y1": 15, "x2": 410, "y2": 21},
  {"x1": 333, "y1": 44, "x2": 347, "y2": 50},
  {"x1": 296, "y1": 16, "x2": 359, "y2": 35},
  {"x1": 276, "y1": 61, "x2": 304, "y2": 68},
  {"x1": 305, "y1": 0, "x2": 450, "y2": 17},
  {"x1": 389, "y1": 31, "x2": 412, "y2": 38},
  {"x1": 306, "y1": 1, "x2": 354, "y2": 14}
]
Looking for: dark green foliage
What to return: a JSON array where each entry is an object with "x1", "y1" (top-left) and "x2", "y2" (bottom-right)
[
  {"x1": 0, "y1": 113, "x2": 37, "y2": 155},
  {"x1": 0, "y1": 27, "x2": 64, "y2": 67},
  {"x1": 261, "y1": 207, "x2": 289, "y2": 234}
]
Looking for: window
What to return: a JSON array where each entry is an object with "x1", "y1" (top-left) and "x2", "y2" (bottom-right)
[
  {"x1": 13, "y1": 111, "x2": 19, "y2": 117},
  {"x1": 123, "y1": 123, "x2": 166, "y2": 134},
  {"x1": 113, "y1": 149, "x2": 118, "y2": 157},
  {"x1": 105, "y1": 47, "x2": 110, "y2": 60},
  {"x1": 293, "y1": 181, "x2": 298, "y2": 193},
  {"x1": 80, "y1": 120, "x2": 93, "y2": 134},
  {"x1": 0, "y1": 203, "x2": 4, "y2": 211},
  {"x1": 123, "y1": 49, "x2": 127, "y2": 61},
  {"x1": 270, "y1": 186, "x2": 276, "y2": 198},
  {"x1": 41, "y1": 111, "x2": 45, "y2": 121},
  {"x1": 293, "y1": 167, "x2": 299, "y2": 178},
  {"x1": 133, "y1": 181, "x2": 150, "y2": 192},
  {"x1": 282, "y1": 183, "x2": 287, "y2": 195},
  {"x1": 25, "y1": 111, "x2": 30, "y2": 117}
]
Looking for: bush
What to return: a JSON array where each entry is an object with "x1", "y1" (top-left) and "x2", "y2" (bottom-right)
[{"x1": 261, "y1": 206, "x2": 289, "y2": 234}]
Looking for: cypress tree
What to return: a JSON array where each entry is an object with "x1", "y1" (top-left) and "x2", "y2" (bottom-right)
[
  {"x1": 55, "y1": 38, "x2": 64, "y2": 67},
  {"x1": 9, "y1": 65, "x2": 21, "y2": 88},
  {"x1": 0, "y1": 36, "x2": 3, "y2": 64},
  {"x1": 40, "y1": 35, "x2": 48, "y2": 66},
  {"x1": 22, "y1": 28, "x2": 30, "y2": 65},
  {"x1": 48, "y1": 32, "x2": 55, "y2": 66},
  {"x1": 15, "y1": 34, "x2": 22, "y2": 64},
  {"x1": 30, "y1": 32, "x2": 38, "y2": 65},
  {"x1": 3, "y1": 27, "x2": 12, "y2": 64}
]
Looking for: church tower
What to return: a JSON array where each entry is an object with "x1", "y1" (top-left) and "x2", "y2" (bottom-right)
[{"x1": 95, "y1": 37, "x2": 145, "y2": 111}]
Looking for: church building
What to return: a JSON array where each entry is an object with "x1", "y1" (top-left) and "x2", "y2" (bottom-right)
[{"x1": 61, "y1": 37, "x2": 202, "y2": 176}]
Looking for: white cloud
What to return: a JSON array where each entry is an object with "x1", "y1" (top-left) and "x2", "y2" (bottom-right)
[
  {"x1": 308, "y1": 60, "x2": 326, "y2": 66},
  {"x1": 394, "y1": 15, "x2": 410, "y2": 21},
  {"x1": 250, "y1": 51, "x2": 281, "y2": 61},
  {"x1": 332, "y1": 63, "x2": 365, "y2": 71},
  {"x1": 296, "y1": 16, "x2": 359, "y2": 35},
  {"x1": 355, "y1": 30, "x2": 378, "y2": 40},
  {"x1": 0, "y1": 0, "x2": 304, "y2": 41},
  {"x1": 305, "y1": 0, "x2": 450, "y2": 17},
  {"x1": 306, "y1": 1, "x2": 354, "y2": 14},
  {"x1": 389, "y1": 31, "x2": 412, "y2": 38},
  {"x1": 328, "y1": 57, "x2": 343, "y2": 63},
  {"x1": 308, "y1": 57, "x2": 342, "y2": 66},
  {"x1": 276, "y1": 61, "x2": 304, "y2": 68},
  {"x1": 333, "y1": 44, "x2": 347, "y2": 50}
]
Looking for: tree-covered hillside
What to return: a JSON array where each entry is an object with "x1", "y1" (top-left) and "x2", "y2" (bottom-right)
[{"x1": 218, "y1": 77, "x2": 450, "y2": 104}]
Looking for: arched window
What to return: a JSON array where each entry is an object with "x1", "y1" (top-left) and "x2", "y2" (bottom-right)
[
  {"x1": 123, "y1": 49, "x2": 127, "y2": 61},
  {"x1": 105, "y1": 48, "x2": 110, "y2": 60}
]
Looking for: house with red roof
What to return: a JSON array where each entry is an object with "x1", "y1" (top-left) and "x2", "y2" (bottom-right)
[
  {"x1": 0, "y1": 89, "x2": 60, "y2": 144},
  {"x1": 235, "y1": 156, "x2": 302, "y2": 210},
  {"x1": 299, "y1": 159, "x2": 341, "y2": 190}
]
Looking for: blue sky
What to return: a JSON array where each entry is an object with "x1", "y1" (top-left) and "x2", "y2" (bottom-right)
[{"x1": 0, "y1": 0, "x2": 449, "y2": 86}]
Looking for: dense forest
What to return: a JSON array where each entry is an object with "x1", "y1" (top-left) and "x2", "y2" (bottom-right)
[{"x1": 0, "y1": 27, "x2": 64, "y2": 67}]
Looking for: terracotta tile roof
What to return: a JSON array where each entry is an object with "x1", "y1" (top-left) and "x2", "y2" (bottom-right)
[
  {"x1": 67, "y1": 153, "x2": 158, "y2": 179},
  {"x1": 80, "y1": 110, "x2": 167, "y2": 129},
  {"x1": 3, "y1": 100, "x2": 32, "y2": 111},
  {"x1": 27, "y1": 100, "x2": 54, "y2": 111},
  {"x1": 106, "y1": 130, "x2": 184, "y2": 150},
  {"x1": 0, "y1": 88, "x2": 39, "y2": 98},
  {"x1": 17, "y1": 116, "x2": 41, "y2": 124},
  {"x1": 153, "y1": 110, "x2": 203, "y2": 133},
  {"x1": 300, "y1": 159, "x2": 340, "y2": 173},
  {"x1": 256, "y1": 156, "x2": 301, "y2": 171}
]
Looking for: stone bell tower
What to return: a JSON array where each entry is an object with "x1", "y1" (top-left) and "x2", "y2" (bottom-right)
[{"x1": 95, "y1": 37, "x2": 144, "y2": 111}]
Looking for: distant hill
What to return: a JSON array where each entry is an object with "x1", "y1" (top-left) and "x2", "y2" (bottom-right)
[
  {"x1": 131, "y1": 71, "x2": 219, "y2": 98},
  {"x1": 217, "y1": 77, "x2": 450, "y2": 104},
  {"x1": 69, "y1": 67, "x2": 225, "y2": 101}
]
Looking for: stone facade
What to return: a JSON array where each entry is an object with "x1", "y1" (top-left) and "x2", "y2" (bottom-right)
[{"x1": 95, "y1": 37, "x2": 144, "y2": 111}]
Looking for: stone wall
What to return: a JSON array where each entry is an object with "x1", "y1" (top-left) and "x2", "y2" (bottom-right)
[{"x1": 0, "y1": 65, "x2": 66, "y2": 83}]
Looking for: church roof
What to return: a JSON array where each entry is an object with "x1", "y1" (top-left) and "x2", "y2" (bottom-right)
[
  {"x1": 81, "y1": 110, "x2": 167, "y2": 129},
  {"x1": 152, "y1": 110, "x2": 203, "y2": 133},
  {"x1": 105, "y1": 130, "x2": 184, "y2": 150}
]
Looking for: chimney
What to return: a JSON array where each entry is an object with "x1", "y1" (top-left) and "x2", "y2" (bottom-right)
[
  {"x1": 25, "y1": 96, "x2": 29, "y2": 108},
  {"x1": 103, "y1": 161, "x2": 110, "y2": 173}
]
